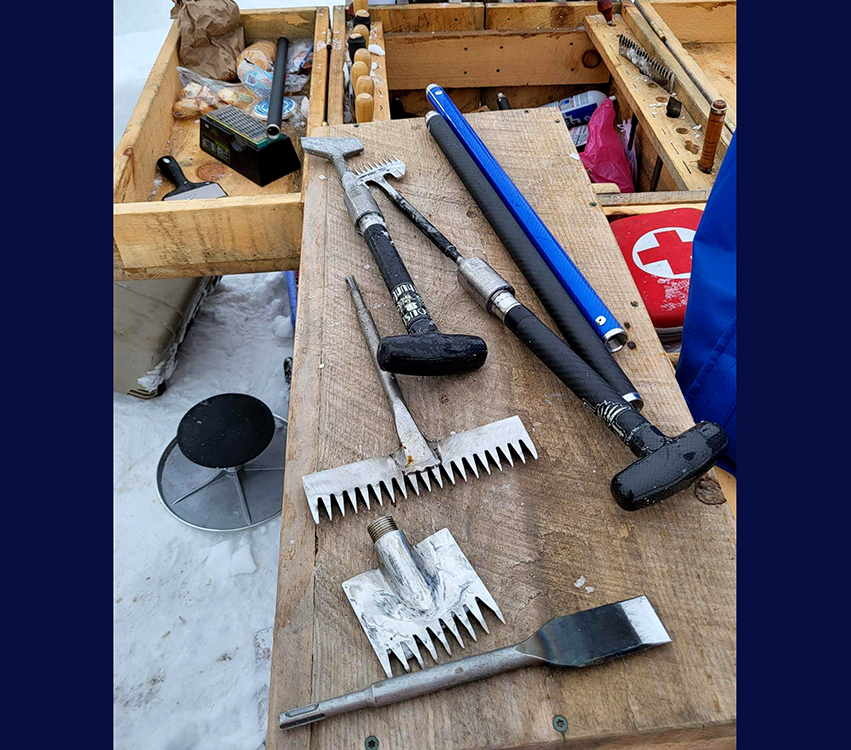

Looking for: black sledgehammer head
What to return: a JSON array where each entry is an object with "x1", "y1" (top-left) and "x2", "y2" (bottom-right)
[
  {"x1": 612, "y1": 421, "x2": 728, "y2": 511},
  {"x1": 377, "y1": 333, "x2": 488, "y2": 376}
]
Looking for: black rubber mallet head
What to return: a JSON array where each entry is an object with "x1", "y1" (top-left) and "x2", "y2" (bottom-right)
[
  {"x1": 377, "y1": 330, "x2": 487, "y2": 376},
  {"x1": 610, "y1": 417, "x2": 728, "y2": 510}
]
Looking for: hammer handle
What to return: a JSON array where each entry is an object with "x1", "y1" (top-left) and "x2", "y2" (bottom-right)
[{"x1": 362, "y1": 223, "x2": 438, "y2": 337}]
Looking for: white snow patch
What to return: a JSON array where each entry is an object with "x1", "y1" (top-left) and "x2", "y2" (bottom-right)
[
  {"x1": 368, "y1": 43, "x2": 385, "y2": 56},
  {"x1": 272, "y1": 314, "x2": 294, "y2": 339},
  {"x1": 231, "y1": 544, "x2": 258, "y2": 576},
  {"x1": 574, "y1": 575, "x2": 587, "y2": 588}
]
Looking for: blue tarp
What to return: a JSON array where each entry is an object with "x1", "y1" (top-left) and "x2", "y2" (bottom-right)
[{"x1": 676, "y1": 131, "x2": 737, "y2": 474}]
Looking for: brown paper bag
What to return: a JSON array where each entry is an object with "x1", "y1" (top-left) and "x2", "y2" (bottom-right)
[{"x1": 171, "y1": 0, "x2": 245, "y2": 82}]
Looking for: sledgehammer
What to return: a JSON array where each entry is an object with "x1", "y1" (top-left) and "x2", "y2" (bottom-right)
[{"x1": 302, "y1": 136, "x2": 487, "y2": 376}]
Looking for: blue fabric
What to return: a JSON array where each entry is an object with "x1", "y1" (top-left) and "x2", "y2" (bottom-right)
[{"x1": 677, "y1": 131, "x2": 737, "y2": 474}]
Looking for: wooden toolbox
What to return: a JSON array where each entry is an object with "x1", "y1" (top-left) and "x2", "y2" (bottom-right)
[
  {"x1": 113, "y1": 2, "x2": 735, "y2": 281},
  {"x1": 113, "y1": 3, "x2": 736, "y2": 748}
]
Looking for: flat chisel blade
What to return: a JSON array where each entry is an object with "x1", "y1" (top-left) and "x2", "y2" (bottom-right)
[
  {"x1": 163, "y1": 182, "x2": 228, "y2": 200},
  {"x1": 519, "y1": 596, "x2": 671, "y2": 667}
]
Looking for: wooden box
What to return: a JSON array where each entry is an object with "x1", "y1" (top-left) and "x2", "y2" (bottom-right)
[{"x1": 113, "y1": 7, "x2": 332, "y2": 282}]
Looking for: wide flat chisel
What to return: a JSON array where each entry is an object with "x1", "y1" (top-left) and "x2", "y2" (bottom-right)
[{"x1": 279, "y1": 596, "x2": 671, "y2": 729}]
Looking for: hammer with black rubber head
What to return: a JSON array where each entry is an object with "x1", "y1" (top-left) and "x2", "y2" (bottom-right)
[{"x1": 302, "y1": 136, "x2": 487, "y2": 376}]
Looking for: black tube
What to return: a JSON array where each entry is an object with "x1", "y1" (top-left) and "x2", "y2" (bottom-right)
[
  {"x1": 649, "y1": 156, "x2": 663, "y2": 191},
  {"x1": 266, "y1": 37, "x2": 290, "y2": 139},
  {"x1": 496, "y1": 93, "x2": 512, "y2": 110},
  {"x1": 425, "y1": 112, "x2": 642, "y2": 407}
]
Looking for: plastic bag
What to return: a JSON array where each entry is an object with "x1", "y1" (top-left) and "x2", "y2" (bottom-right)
[
  {"x1": 172, "y1": 66, "x2": 256, "y2": 119},
  {"x1": 579, "y1": 98, "x2": 635, "y2": 193}
]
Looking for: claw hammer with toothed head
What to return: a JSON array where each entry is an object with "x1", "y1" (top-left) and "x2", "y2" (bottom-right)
[{"x1": 301, "y1": 136, "x2": 487, "y2": 376}]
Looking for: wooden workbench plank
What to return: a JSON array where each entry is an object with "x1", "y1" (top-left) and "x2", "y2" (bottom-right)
[
  {"x1": 307, "y1": 6, "x2": 331, "y2": 135},
  {"x1": 374, "y1": 2, "x2": 485, "y2": 32},
  {"x1": 269, "y1": 110, "x2": 735, "y2": 750},
  {"x1": 114, "y1": 193, "x2": 303, "y2": 271},
  {"x1": 385, "y1": 28, "x2": 610, "y2": 89},
  {"x1": 241, "y1": 7, "x2": 318, "y2": 43},
  {"x1": 369, "y1": 22, "x2": 391, "y2": 121},
  {"x1": 485, "y1": 1, "x2": 615, "y2": 29},
  {"x1": 586, "y1": 14, "x2": 715, "y2": 190},
  {"x1": 651, "y1": 0, "x2": 736, "y2": 44},
  {"x1": 327, "y1": 5, "x2": 346, "y2": 126},
  {"x1": 265, "y1": 169, "x2": 330, "y2": 750},
  {"x1": 684, "y1": 42, "x2": 737, "y2": 110}
]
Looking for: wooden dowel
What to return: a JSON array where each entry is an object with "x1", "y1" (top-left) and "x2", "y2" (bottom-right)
[
  {"x1": 356, "y1": 93, "x2": 374, "y2": 123},
  {"x1": 353, "y1": 0, "x2": 368, "y2": 15},
  {"x1": 352, "y1": 24, "x2": 370, "y2": 40},
  {"x1": 351, "y1": 60, "x2": 369, "y2": 86},
  {"x1": 355, "y1": 75, "x2": 374, "y2": 98},
  {"x1": 698, "y1": 100, "x2": 727, "y2": 174},
  {"x1": 353, "y1": 47, "x2": 371, "y2": 67},
  {"x1": 354, "y1": 9, "x2": 371, "y2": 29}
]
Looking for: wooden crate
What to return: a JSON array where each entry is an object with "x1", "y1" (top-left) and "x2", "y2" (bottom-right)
[
  {"x1": 113, "y1": 7, "x2": 331, "y2": 282},
  {"x1": 374, "y1": 1, "x2": 736, "y2": 192}
]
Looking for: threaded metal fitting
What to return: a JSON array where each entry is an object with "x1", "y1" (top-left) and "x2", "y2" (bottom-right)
[{"x1": 367, "y1": 515, "x2": 398, "y2": 543}]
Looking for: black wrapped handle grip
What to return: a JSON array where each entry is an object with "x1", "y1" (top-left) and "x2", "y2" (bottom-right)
[{"x1": 363, "y1": 222, "x2": 436, "y2": 337}]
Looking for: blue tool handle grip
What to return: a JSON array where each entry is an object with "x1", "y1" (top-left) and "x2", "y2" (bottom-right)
[
  {"x1": 425, "y1": 86, "x2": 626, "y2": 351},
  {"x1": 285, "y1": 270, "x2": 298, "y2": 322}
]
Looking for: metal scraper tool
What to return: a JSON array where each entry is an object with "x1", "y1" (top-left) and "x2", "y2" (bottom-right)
[
  {"x1": 279, "y1": 595, "x2": 671, "y2": 729},
  {"x1": 343, "y1": 515, "x2": 505, "y2": 678},
  {"x1": 618, "y1": 34, "x2": 676, "y2": 93},
  {"x1": 156, "y1": 155, "x2": 228, "y2": 200},
  {"x1": 301, "y1": 276, "x2": 537, "y2": 523}
]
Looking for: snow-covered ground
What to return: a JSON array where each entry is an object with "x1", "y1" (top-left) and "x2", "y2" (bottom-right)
[{"x1": 114, "y1": 3, "x2": 318, "y2": 748}]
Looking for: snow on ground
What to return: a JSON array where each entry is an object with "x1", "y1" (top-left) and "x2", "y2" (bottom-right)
[{"x1": 114, "y1": 273, "x2": 294, "y2": 750}]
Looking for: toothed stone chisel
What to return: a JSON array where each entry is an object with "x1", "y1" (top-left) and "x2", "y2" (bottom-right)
[
  {"x1": 279, "y1": 596, "x2": 671, "y2": 729},
  {"x1": 301, "y1": 136, "x2": 487, "y2": 376},
  {"x1": 300, "y1": 276, "x2": 537, "y2": 523},
  {"x1": 343, "y1": 515, "x2": 505, "y2": 678}
]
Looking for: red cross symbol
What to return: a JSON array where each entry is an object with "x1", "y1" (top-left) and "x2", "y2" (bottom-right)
[{"x1": 637, "y1": 230, "x2": 692, "y2": 276}]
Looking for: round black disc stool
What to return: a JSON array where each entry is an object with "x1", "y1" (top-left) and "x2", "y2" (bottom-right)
[{"x1": 157, "y1": 394, "x2": 287, "y2": 531}]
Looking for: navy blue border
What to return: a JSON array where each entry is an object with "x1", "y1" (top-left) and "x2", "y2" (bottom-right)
[{"x1": 12, "y1": 0, "x2": 829, "y2": 743}]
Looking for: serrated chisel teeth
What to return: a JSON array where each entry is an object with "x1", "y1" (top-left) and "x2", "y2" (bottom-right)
[
  {"x1": 437, "y1": 416, "x2": 538, "y2": 483},
  {"x1": 304, "y1": 416, "x2": 536, "y2": 523},
  {"x1": 618, "y1": 34, "x2": 677, "y2": 93}
]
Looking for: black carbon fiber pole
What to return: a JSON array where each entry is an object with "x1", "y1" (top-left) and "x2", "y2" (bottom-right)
[{"x1": 425, "y1": 111, "x2": 643, "y2": 409}]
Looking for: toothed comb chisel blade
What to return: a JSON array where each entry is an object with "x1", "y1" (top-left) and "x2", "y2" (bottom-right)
[
  {"x1": 618, "y1": 34, "x2": 676, "y2": 93},
  {"x1": 343, "y1": 523, "x2": 504, "y2": 678},
  {"x1": 436, "y1": 415, "x2": 538, "y2": 481}
]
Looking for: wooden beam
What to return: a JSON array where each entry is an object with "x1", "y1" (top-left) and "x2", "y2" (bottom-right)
[
  {"x1": 368, "y1": 22, "x2": 391, "y2": 120},
  {"x1": 307, "y1": 6, "x2": 330, "y2": 135},
  {"x1": 385, "y1": 28, "x2": 609, "y2": 88},
  {"x1": 113, "y1": 194, "x2": 303, "y2": 273},
  {"x1": 327, "y1": 4, "x2": 346, "y2": 126},
  {"x1": 113, "y1": 23, "x2": 181, "y2": 205},
  {"x1": 598, "y1": 189, "x2": 709, "y2": 205},
  {"x1": 373, "y1": 2, "x2": 485, "y2": 32},
  {"x1": 485, "y1": 1, "x2": 616, "y2": 29},
  {"x1": 651, "y1": 0, "x2": 736, "y2": 44},
  {"x1": 241, "y1": 7, "x2": 317, "y2": 44},
  {"x1": 586, "y1": 14, "x2": 715, "y2": 190}
]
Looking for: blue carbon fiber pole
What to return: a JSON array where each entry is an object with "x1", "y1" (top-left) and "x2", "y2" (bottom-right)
[{"x1": 426, "y1": 84, "x2": 627, "y2": 351}]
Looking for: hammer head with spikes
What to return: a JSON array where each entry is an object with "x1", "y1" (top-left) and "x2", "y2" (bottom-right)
[
  {"x1": 351, "y1": 158, "x2": 407, "y2": 189},
  {"x1": 343, "y1": 516, "x2": 505, "y2": 678}
]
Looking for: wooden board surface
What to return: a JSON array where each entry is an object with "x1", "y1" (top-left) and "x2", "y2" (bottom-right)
[
  {"x1": 369, "y1": 22, "x2": 391, "y2": 121},
  {"x1": 684, "y1": 42, "x2": 737, "y2": 109},
  {"x1": 651, "y1": 0, "x2": 736, "y2": 44},
  {"x1": 266, "y1": 109, "x2": 736, "y2": 750},
  {"x1": 384, "y1": 28, "x2": 609, "y2": 89}
]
